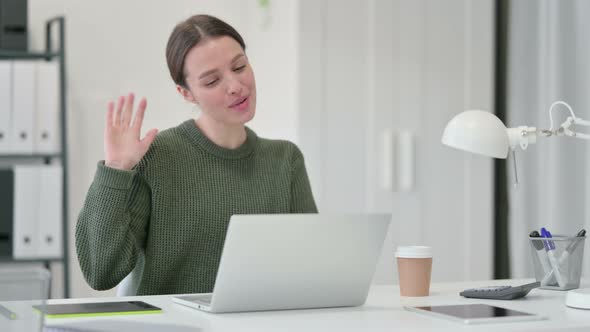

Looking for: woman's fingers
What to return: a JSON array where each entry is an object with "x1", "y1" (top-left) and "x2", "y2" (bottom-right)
[
  {"x1": 113, "y1": 96, "x2": 125, "y2": 127},
  {"x1": 121, "y1": 93, "x2": 135, "y2": 127},
  {"x1": 107, "y1": 94, "x2": 148, "y2": 139},
  {"x1": 132, "y1": 97, "x2": 148, "y2": 130}
]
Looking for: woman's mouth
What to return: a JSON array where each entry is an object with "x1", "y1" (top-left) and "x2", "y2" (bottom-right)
[{"x1": 229, "y1": 97, "x2": 249, "y2": 111}]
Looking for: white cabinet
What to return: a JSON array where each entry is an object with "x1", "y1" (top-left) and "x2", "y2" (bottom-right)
[{"x1": 297, "y1": 0, "x2": 494, "y2": 283}]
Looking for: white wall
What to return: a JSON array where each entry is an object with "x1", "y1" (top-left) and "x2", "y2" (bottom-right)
[{"x1": 29, "y1": 0, "x2": 299, "y2": 298}]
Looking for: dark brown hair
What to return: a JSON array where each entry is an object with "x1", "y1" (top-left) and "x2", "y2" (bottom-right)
[{"x1": 166, "y1": 14, "x2": 246, "y2": 88}]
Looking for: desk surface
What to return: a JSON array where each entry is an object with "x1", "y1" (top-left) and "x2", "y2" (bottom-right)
[{"x1": 2, "y1": 279, "x2": 590, "y2": 331}]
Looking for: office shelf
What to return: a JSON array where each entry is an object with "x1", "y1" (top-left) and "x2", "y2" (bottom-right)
[
  {"x1": 0, "y1": 256, "x2": 63, "y2": 263},
  {"x1": 0, "y1": 51, "x2": 60, "y2": 59},
  {"x1": 0, "y1": 154, "x2": 62, "y2": 159},
  {"x1": 0, "y1": 17, "x2": 70, "y2": 298}
]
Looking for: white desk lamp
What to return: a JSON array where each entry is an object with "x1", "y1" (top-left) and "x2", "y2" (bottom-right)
[
  {"x1": 441, "y1": 101, "x2": 590, "y2": 184},
  {"x1": 441, "y1": 101, "x2": 590, "y2": 309}
]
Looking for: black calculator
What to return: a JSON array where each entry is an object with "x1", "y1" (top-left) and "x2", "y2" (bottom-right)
[{"x1": 460, "y1": 281, "x2": 540, "y2": 300}]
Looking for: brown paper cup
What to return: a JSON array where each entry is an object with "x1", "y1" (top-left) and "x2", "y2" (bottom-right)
[{"x1": 396, "y1": 246, "x2": 433, "y2": 297}]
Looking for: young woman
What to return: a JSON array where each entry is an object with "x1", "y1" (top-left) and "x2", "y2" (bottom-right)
[{"x1": 75, "y1": 14, "x2": 317, "y2": 296}]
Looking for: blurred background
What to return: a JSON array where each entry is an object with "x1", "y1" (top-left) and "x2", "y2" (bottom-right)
[{"x1": 0, "y1": 0, "x2": 589, "y2": 299}]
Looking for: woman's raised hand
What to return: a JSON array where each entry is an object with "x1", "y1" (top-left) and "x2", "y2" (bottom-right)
[{"x1": 104, "y1": 93, "x2": 158, "y2": 170}]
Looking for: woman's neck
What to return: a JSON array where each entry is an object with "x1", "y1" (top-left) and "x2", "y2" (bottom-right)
[{"x1": 195, "y1": 116, "x2": 247, "y2": 149}]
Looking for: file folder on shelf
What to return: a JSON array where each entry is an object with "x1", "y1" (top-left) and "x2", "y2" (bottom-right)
[
  {"x1": 35, "y1": 61, "x2": 60, "y2": 154},
  {"x1": 11, "y1": 61, "x2": 36, "y2": 154},
  {"x1": 11, "y1": 165, "x2": 63, "y2": 259},
  {"x1": 12, "y1": 166, "x2": 40, "y2": 259},
  {"x1": 37, "y1": 165, "x2": 63, "y2": 258},
  {"x1": 0, "y1": 61, "x2": 12, "y2": 153}
]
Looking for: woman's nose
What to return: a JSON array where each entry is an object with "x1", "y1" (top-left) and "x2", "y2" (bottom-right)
[{"x1": 226, "y1": 77, "x2": 243, "y2": 95}]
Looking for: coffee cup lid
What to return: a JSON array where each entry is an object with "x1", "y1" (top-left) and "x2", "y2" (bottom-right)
[{"x1": 395, "y1": 246, "x2": 432, "y2": 258}]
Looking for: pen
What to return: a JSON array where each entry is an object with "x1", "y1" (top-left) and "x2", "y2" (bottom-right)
[
  {"x1": 564, "y1": 229, "x2": 586, "y2": 254},
  {"x1": 530, "y1": 231, "x2": 555, "y2": 286},
  {"x1": 542, "y1": 229, "x2": 587, "y2": 285},
  {"x1": 0, "y1": 304, "x2": 17, "y2": 320},
  {"x1": 541, "y1": 228, "x2": 566, "y2": 288}
]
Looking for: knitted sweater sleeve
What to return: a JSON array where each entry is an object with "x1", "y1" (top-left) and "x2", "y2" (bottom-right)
[
  {"x1": 75, "y1": 161, "x2": 151, "y2": 290},
  {"x1": 290, "y1": 148, "x2": 318, "y2": 213}
]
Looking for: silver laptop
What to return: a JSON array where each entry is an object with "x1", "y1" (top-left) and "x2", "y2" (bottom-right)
[{"x1": 172, "y1": 213, "x2": 391, "y2": 313}]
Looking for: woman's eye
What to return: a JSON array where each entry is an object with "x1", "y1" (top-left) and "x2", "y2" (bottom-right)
[
  {"x1": 233, "y1": 65, "x2": 246, "y2": 72},
  {"x1": 205, "y1": 79, "x2": 218, "y2": 86}
]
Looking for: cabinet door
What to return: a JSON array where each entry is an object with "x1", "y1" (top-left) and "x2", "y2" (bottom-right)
[{"x1": 298, "y1": 0, "x2": 494, "y2": 283}]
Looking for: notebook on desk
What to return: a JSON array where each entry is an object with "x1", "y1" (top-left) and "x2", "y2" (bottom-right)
[{"x1": 173, "y1": 213, "x2": 392, "y2": 313}]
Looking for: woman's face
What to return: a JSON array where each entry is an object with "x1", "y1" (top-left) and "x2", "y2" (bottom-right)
[{"x1": 179, "y1": 36, "x2": 256, "y2": 126}]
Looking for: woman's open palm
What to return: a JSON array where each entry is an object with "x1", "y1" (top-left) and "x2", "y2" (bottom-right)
[{"x1": 104, "y1": 93, "x2": 158, "y2": 170}]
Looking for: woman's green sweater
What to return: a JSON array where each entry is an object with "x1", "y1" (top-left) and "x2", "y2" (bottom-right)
[{"x1": 75, "y1": 120, "x2": 317, "y2": 295}]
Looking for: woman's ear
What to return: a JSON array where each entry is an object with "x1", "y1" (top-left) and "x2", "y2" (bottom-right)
[{"x1": 177, "y1": 85, "x2": 198, "y2": 104}]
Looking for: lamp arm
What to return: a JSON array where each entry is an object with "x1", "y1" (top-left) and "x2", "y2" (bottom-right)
[
  {"x1": 533, "y1": 117, "x2": 590, "y2": 140},
  {"x1": 504, "y1": 114, "x2": 590, "y2": 187},
  {"x1": 545, "y1": 100, "x2": 590, "y2": 140},
  {"x1": 508, "y1": 115, "x2": 590, "y2": 152},
  {"x1": 560, "y1": 117, "x2": 590, "y2": 140}
]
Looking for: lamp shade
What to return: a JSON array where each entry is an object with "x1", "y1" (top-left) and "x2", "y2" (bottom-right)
[{"x1": 441, "y1": 110, "x2": 509, "y2": 159}]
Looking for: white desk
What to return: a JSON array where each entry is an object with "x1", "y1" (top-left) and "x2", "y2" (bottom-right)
[{"x1": 2, "y1": 279, "x2": 590, "y2": 331}]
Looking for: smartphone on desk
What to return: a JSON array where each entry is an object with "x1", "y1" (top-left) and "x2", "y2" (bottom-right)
[{"x1": 33, "y1": 301, "x2": 162, "y2": 318}]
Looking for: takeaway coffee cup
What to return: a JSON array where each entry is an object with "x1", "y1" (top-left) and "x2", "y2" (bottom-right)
[{"x1": 395, "y1": 246, "x2": 433, "y2": 296}]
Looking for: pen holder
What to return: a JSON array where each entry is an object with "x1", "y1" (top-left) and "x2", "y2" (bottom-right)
[{"x1": 529, "y1": 235, "x2": 586, "y2": 290}]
